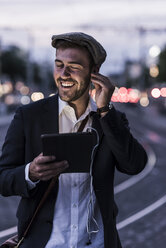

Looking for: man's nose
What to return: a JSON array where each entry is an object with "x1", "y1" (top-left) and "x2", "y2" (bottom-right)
[{"x1": 61, "y1": 67, "x2": 70, "y2": 78}]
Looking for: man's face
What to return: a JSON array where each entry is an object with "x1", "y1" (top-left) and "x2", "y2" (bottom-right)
[{"x1": 54, "y1": 47, "x2": 92, "y2": 103}]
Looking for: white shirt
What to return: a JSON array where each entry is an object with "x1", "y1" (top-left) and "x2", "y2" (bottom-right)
[{"x1": 26, "y1": 97, "x2": 104, "y2": 248}]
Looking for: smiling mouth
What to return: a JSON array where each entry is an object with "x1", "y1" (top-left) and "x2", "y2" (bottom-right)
[{"x1": 60, "y1": 82, "x2": 75, "y2": 88}]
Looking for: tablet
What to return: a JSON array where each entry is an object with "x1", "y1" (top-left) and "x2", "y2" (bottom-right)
[{"x1": 41, "y1": 132, "x2": 96, "y2": 173}]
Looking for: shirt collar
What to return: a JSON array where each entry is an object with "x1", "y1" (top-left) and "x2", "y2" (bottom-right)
[
  {"x1": 59, "y1": 97, "x2": 68, "y2": 116},
  {"x1": 58, "y1": 96, "x2": 97, "y2": 117}
]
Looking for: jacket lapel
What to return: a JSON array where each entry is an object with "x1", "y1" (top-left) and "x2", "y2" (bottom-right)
[
  {"x1": 91, "y1": 112, "x2": 104, "y2": 160},
  {"x1": 39, "y1": 94, "x2": 59, "y2": 194},
  {"x1": 40, "y1": 94, "x2": 59, "y2": 135},
  {"x1": 92, "y1": 112, "x2": 103, "y2": 142}
]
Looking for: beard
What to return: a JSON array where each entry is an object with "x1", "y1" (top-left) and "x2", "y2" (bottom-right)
[{"x1": 56, "y1": 75, "x2": 91, "y2": 103}]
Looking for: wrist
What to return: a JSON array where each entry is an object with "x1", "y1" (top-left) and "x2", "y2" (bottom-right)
[
  {"x1": 97, "y1": 103, "x2": 113, "y2": 115},
  {"x1": 100, "y1": 111, "x2": 108, "y2": 118}
]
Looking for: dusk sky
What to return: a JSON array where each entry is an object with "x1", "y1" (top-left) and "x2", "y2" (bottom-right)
[{"x1": 1, "y1": 0, "x2": 166, "y2": 74}]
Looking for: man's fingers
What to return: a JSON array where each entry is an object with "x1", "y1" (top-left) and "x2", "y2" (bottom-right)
[
  {"x1": 91, "y1": 73, "x2": 114, "y2": 89},
  {"x1": 29, "y1": 156, "x2": 69, "y2": 182},
  {"x1": 39, "y1": 167, "x2": 67, "y2": 180},
  {"x1": 37, "y1": 160, "x2": 69, "y2": 172},
  {"x1": 35, "y1": 155, "x2": 56, "y2": 164}
]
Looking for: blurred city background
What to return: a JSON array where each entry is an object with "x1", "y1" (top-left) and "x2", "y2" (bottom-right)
[{"x1": 0, "y1": 0, "x2": 166, "y2": 247}]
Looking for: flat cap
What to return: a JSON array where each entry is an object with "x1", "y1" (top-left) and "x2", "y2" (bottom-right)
[{"x1": 51, "y1": 32, "x2": 106, "y2": 66}]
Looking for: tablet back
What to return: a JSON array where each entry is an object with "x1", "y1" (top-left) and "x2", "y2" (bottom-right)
[{"x1": 41, "y1": 132, "x2": 96, "y2": 173}]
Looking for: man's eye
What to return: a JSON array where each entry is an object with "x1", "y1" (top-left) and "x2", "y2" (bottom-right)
[
  {"x1": 70, "y1": 66, "x2": 80, "y2": 70},
  {"x1": 55, "y1": 63, "x2": 63, "y2": 68}
]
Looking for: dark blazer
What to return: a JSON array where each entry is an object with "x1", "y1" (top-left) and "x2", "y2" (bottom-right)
[{"x1": 0, "y1": 95, "x2": 147, "y2": 248}]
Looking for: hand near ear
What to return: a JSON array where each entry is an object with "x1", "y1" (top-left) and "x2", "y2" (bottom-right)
[{"x1": 91, "y1": 72, "x2": 115, "y2": 109}]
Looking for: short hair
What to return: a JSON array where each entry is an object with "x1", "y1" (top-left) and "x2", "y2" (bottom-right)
[{"x1": 55, "y1": 40, "x2": 95, "y2": 69}]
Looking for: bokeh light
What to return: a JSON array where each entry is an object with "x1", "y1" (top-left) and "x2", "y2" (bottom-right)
[
  {"x1": 117, "y1": 87, "x2": 129, "y2": 103},
  {"x1": 31, "y1": 92, "x2": 44, "y2": 102},
  {"x1": 140, "y1": 96, "x2": 149, "y2": 107},
  {"x1": 15, "y1": 81, "x2": 24, "y2": 91},
  {"x1": 4, "y1": 95, "x2": 15, "y2": 105},
  {"x1": 149, "y1": 45, "x2": 161, "y2": 58},
  {"x1": 111, "y1": 87, "x2": 119, "y2": 102},
  {"x1": 21, "y1": 96, "x2": 31, "y2": 105},
  {"x1": 160, "y1": 87, "x2": 166, "y2": 97},
  {"x1": 111, "y1": 87, "x2": 140, "y2": 103},
  {"x1": 151, "y1": 88, "x2": 160, "y2": 98},
  {"x1": 149, "y1": 65, "x2": 159, "y2": 78},
  {"x1": 3, "y1": 81, "x2": 13, "y2": 94},
  {"x1": 0, "y1": 81, "x2": 13, "y2": 96},
  {"x1": 20, "y1": 86, "x2": 30, "y2": 95},
  {"x1": 128, "y1": 88, "x2": 140, "y2": 103}
]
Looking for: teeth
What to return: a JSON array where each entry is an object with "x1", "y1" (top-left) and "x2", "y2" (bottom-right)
[{"x1": 61, "y1": 82, "x2": 74, "y2": 87}]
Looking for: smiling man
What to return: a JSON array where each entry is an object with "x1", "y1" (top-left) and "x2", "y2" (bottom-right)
[
  {"x1": 0, "y1": 32, "x2": 147, "y2": 248},
  {"x1": 54, "y1": 45, "x2": 92, "y2": 117}
]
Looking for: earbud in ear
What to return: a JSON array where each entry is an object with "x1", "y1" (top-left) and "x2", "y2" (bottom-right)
[{"x1": 92, "y1": 66, "x2": 99, "y2": 73}]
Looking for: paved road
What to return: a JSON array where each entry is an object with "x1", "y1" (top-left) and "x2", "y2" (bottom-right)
[
  {"x1": 0, "y1": 105, "x2": 166, "y2": 247},
  {"x1": 114, "y1": 104, "x2": 166, "y2": 247}
]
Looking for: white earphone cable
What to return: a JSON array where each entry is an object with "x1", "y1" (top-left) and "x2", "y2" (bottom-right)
[{"x1": 86, "y1": 127, "x2": 100, "y2": 244}]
